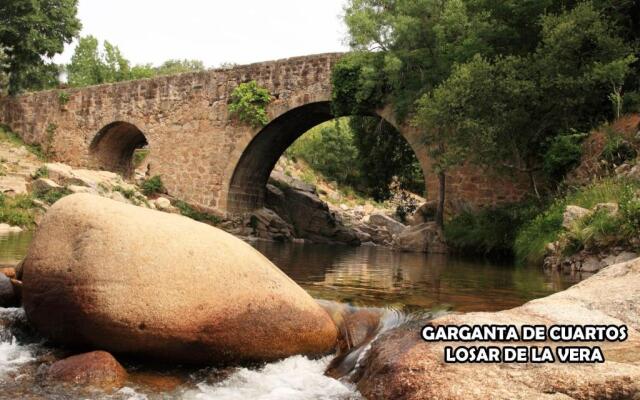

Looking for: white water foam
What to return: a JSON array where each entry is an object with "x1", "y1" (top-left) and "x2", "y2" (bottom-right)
[
  {"x1": 182, "y1": 355, "x2": 361, "y2": 400},
  {"x1": 0, "y1": 308, "x2": 34, "y2": 376}
]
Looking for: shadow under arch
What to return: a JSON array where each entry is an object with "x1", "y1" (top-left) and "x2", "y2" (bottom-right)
[
  {"x1": 90, "y1": 121, "x2": 148, "y2": 178},
  {"x1": 226, "y1": 101, "x2": 425, "y2": 214}
]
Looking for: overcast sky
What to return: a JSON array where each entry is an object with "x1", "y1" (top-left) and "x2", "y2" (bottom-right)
[{"x1": 53, "y1": 0, "x2": 350, "y2": 68}]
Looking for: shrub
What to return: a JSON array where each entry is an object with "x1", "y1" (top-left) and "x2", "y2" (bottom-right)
[
  {"x1": 514, "y1": 178, "x2": 640, "y2": 264},
  {"x1": 446, "y1": 202, "x2": 541, "y2": 257},
  {"x1": 0, "y1": 193, "x2": 36, "y2": 227},
  {"x1": 33, "y1": 166, "x2": 49, "y2": 179},
  {"x1": 58, "y1": 91, "x2": 70, "y2": 105},
  {"x1": 287, "y1": 119, "x2": 359, "y2": 186},
  {"x1": 600, "y1": 134, "x2": 636, "y2": 167},
  {"x1": 174, "y1": 200, "x2": 220, "y2": 225},
  {"x1": 141, "y1": 175, "x2": 164, "y2": 196},
  {"x1": 542, "y1": 132, "x2": 585, "y2": 181},
  {"x1": 35, "y1": 187, "x2": 71, "y2": 204},
  {"x1": 228, "y1": 81, "x2": 272, "y2": 127}
]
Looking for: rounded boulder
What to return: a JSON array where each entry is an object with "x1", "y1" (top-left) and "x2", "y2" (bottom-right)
[{"x1": 22, "y1": 193, "x2": 337, "y2": 363}]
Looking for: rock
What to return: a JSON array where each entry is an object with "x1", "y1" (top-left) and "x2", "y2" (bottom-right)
[
  {"x1": 44, "y1": 163, "x2": 75, "y2": 183},
  {"x1": 0, "y1": 223, "x2": 23, "y2": 234},
  {"x1": 29, "y1": 178, "x2": 62, "y2": 194},
  {"x1": 615, "y1": 251, "x2": 637, "y2": 264},
  {"x1": 593, "y1": 202, "x2": 619, "y2": 216},
  {"x1": 67, "y1": 185, "x2": 93, "y2": 194},
  {"x1": 393, "y1": 222, "x2": 447, "y2": 253},
  {"x1": 267, "y1": 183, "x2": 359, "y2": 246},
  {"x1": 354, "y1": 259, "x2": 640, "y2": 400},
  {"x1": 339, "y1": 203, "x2": 349, "y2": 211},
  {"x1": 579, "y1": 255, "x2": 604, "y2": 272},
  {"x1": 562, "y1": 205, "x2": 591, "y2": 229},
  {"x1": 0, "y1": 175, "x2": 28, "y2": 195},
  {"x1": 22, "y1": 194, "x2": 337, "y2": 364},
  {"x1": 247, "y1": 207, "x2": 294, "y2": 241},
  {"x1": 108, "y1": 191, "x2": 128, "y2": 203},
  {"x1": 152, "y1": 197, "x2": 174, "y2": 212},
  {"x1": 627, "y1": 164, "x2": 640, "y2": 180},
  {"x1": 0, "y1": 267, "x2": 16, "y2": 279},
  {"x1": 408, "y1": 201, "x2": 437, "y2": 225},
  {"x1": 368, "y1": 214, "x2": 405, "y2": 236},
  {"x1": 0, "y1": 274, "x2": 17, "y2": 307},
  {"x1": 45, "y1": 351, "x2": 127, "y2": 390}
]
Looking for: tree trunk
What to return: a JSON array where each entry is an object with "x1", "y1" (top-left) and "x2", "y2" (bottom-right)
[
  {"x1": 528, "y1": 170, "x2": 540, "y2": 199},
  {"x1": 436, "y1": 171, "x2": 445, "y2": 228}
]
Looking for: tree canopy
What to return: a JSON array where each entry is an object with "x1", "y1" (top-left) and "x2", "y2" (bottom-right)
[
  {"x1": 333, "y1": 0, "x2": 640, "y2": 224},
  {"x1": 0, "y1": 0, "x2": 81, "y2": 94}
]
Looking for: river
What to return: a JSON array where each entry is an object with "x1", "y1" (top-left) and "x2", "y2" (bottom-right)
[{"x1": 0, "y1": 232, "x2": 580, "y2": 399}]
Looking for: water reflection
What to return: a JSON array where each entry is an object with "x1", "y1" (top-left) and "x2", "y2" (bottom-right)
[
  {"x1": 0, "y1": 232, "x2": 32, "y2": 264},
  {"x1": 252, "y1": 242, "x2": 579, "y2": 313}
]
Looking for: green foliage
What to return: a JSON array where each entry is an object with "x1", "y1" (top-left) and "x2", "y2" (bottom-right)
[
  {"x1": 155, "y1": 59, "x2": 204, "y2": 76},
  {"x1": 34, "y1": 187, "x2": 71, "y2": 204},
  {"x1": 287, "y1": 117, "x2": 424, "y2": 201},
  {"x1": 58, "y1": 91, "x2": 70, "y2": 105},
  {"x1": 67, "y1": 36, "x2": 128, "y2": 86},
  {"x1": 287, "y1": 119, "x2": 359, "y2": 185},
  {"x1": 228, "y1": 81, "x2": 272, "y2": 127},
  {"x1": 351, "y1": 116, "x2": 424, "y2": 200},
  {"x1": 600, "y1": 134, "x2": 637, "y2": 167},
  {"x1": 32, "y1": 166, "x2": 49, "y2": 179},
  {"x1": 67, "y1": 36, "x2": 206, "y2": 87},
  {"x1": 0, "y1": 193, "x2": 36, "y2": 227},
  {"x1": 515, "y1": 179, "x2": 640, "y2": 263},
  {"x1": 174, "y1": 200, "x2": 220, "y2": 225},
  {"x1": 0, "y1": 0, "x2": 81, "y2": 94},
  {"x1": 542, "y1": 132, "x2": 586, "y2": 182},
  {"x1": 141, "y1": 175, "x2": 164, "y2": 196},
  {"x1": 446, "y1": 202, "x2": 542, "y2": 257},
  {"x1": 133, "y1": 149, "x2": 149, "y2": 167}
]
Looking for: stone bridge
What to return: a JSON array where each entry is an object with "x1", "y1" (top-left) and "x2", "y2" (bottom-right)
[{"x1": 0, "y1": 53, "x2": 528, "y2": 216}]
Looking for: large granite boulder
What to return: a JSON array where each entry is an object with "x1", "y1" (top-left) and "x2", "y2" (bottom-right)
[
  {"x1": 393, "y1": 222, "x2": 448, "y2": 253},
  {"x1": 354, "y1": 258, "x2": 640, "y2": 399},
  {"x1": 22, "y1": 194, "x2": 337, "y2": 364},
  {"x1": 366, "y1": 214, "x2": 405, "y2": 236},
  {"x1": 266, "y1": 180, "x2": 360, "y2": 245}
]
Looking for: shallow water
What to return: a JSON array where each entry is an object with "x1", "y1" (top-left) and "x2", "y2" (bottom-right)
[
  {"x1": 253, "y1": 241, "x2": 577, "y2": 313},
  {"x1": 0, "y1": 233, "x2": 580, "y2": 399}
]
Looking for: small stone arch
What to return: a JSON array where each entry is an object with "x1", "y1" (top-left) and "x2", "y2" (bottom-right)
[{"x1": 89, "y1": 121, "x2": 148, "y2": 179}]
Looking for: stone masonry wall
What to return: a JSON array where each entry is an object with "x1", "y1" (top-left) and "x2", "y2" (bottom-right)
[{"x1": 0, "y1": 52, "x2": 530, "y2": 215}]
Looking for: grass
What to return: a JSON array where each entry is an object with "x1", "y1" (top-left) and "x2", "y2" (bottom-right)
[
  {"x1": 34, "y1": 187, "x2": 72, "y2": 205},
  {"x1": 174, "y1": 200, "x2": 221, "y2": 225},
  {"x1": 141, "y1": 175, "x2": 164, "y2": 196},
  {"x1": 0, "y1": 124, "x2": 47, "y2": 160},
  {"x1": 514, "y1": 178, "x2": 640, "y2": 264},
  {"x1": 0, "y1": 193, "x2": 36, "y2": 228}
]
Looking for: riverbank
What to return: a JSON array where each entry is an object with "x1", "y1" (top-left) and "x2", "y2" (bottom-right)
[{"x1": 0, "y1": 124, "x2": 444, "y2": 252}]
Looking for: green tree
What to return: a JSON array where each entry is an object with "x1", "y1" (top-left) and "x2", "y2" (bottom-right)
[
  {"x1": 351, "y1": 116, "x2": 424, "y2": 201},
  {"x1": 67, "y1": 35, "x2": 104, "y2": 86},
  {"x1": 103, "y1": 40, "x2": 130, "y2": 82},
  {"x1": 156, "y1": 59, "x2": 204, "y2": 76},
  {"x1": 0, "y1": 0, "x2": 81, "y2": 94},
  {"x1": 67, "y1": 36, "x2": 136, "y2": 86}
]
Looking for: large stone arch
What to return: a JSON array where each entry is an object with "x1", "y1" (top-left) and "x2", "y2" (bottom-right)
[
  {"x1": 223, "y1": 100, "x2": 431, "y2": 214},
  {"x1": 89, "y1": 121, "x2": 148, "y2": 178}
]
